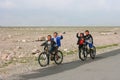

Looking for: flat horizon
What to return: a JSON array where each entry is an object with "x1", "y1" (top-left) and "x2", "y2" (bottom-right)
[{"x1": 0, "y1": 26, "x2": 120, "y2": 28}]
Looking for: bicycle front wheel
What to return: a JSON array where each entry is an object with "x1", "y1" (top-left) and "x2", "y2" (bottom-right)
[
  {"x1": 54, "y1": 50, "x2": 63, "y2": 65},
  {"x1": 90, "y1": 46, "x2": 96, "y2": 59},
  {"x1": 38, "y1": 52, "x2": 48, "y2": 67},
  {"x1": 79, "y1": 48, "x2": 87, "y2": 61}
]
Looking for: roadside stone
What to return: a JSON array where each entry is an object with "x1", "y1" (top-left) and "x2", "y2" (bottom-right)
[
  {"x1": 38, "y1": 36, "x2": 46, "y2": 41},
  {"x1": 64, "y1": 49, "x2": 70, "y2": 52},
  {"x1": 8, "y1": 35, "x2": 12, "y2": 38},
  {"x1": 22, "y1": 39, "x2": 26, "y2": 42},
  {"x1": 34, "y1": 53, "x2": 40, "y2": 57},
  {"x1": 6, "y1": 52, "x2": 15, "y2": 60},
  {"x1": 1, "y1": 50, "x2": 15, "y2": 61},
  {"x1": 114, "y1": 32, "x2": 117, "y2": 34},
  {"x1": 1, "y1": 53, "x2": 9, "y2": 60},
  {"x1": 32, "y1": 49, "x2": 40, "y2": 54},
  {"x1": 15, "y1": 46, "x2": 22, "y2": 49},
  {"x1": 63, "y1": 32, "x2": 66, "y2": 34}
]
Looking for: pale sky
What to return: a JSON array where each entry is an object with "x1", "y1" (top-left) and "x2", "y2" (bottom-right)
[{"x1": 0, "y1": 0, "x2": 120, "y2": 26}]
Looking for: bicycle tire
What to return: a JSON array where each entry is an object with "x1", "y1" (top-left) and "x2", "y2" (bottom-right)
[
  {"x1": 90, "y1": 46, "x2": 96, "y2": 59},
  {"x1": 79, "y1": 48, "x2": 87, "y2": 61},
  {"x1": 54, "y1": 50, "x2": 63, "y2": 65},
  {"x1": 38, "y1": 52, "x2": 48, "y2": 67}
]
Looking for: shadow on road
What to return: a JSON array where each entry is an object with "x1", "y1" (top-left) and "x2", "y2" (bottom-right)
[{"x1": 20, "y1": 49, "x2": 120, "y2": 80}]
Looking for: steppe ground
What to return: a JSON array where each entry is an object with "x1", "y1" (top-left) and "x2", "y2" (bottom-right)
[{"x1": 0, "y1": 27, "x2": 120, "y2": 79}]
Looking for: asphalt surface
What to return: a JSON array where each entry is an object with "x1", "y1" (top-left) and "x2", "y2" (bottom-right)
[{"x1": 12, "y1": 49, "x2": 120, "y2": 80}]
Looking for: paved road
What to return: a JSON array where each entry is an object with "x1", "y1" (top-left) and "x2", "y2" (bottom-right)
[{"x1": 14, "y1": 49, "x2": 120, "y2": 80}]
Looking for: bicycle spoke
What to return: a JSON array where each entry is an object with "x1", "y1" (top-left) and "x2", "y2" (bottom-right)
[
  {"x1": 54, "y1": 51, "x2": 63, "y2": 65},
  {"x1": 38, "y1": 52, "x2": 48, "y2": 67}
]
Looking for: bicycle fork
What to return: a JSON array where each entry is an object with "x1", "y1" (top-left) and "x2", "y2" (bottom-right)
[{"x1": 47, "y1": 54, "x2": 50, "y2": 65}]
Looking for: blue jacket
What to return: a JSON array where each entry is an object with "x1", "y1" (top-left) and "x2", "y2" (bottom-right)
[{"x1": 52, "y1": 36, "x2": 63, "y2": 47}]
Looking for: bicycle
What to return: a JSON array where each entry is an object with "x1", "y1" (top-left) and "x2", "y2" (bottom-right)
[
  {"x1": 38, "y1": 46, "x2": 63, "y2": 67},
  {"x1": 79, "y1": 43, "x2": 96, "y2": 61}
]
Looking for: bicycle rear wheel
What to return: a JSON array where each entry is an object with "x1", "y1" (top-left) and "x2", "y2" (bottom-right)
[
  {"x1": 79, "y1": 48, "x2": 87, "y2": 61},
  {"x1": 90, "y1": 46, "x2": 96, "y2": 59},
  {"x1": 38, "y1": 52, "x2": 48, "y2": 67},
  {"x1": 54, "y1": 50, "x2": 63, "y2": 65}
]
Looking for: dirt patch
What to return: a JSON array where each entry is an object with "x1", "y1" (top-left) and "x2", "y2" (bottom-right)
[{"x1": 0, "y1": 27, "x2": 120, "y2": 79}]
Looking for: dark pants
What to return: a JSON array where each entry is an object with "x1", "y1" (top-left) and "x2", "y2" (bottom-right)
[
  {"x1": 78, "y1": 44, "x2": 84, "y2": 50},
  {"x1": 49, "y1": 46, "x2": 59, "y2": 53}
]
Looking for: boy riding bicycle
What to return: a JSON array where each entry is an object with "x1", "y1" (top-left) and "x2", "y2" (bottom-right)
[
  {"x1": 39, "y1": 35, "x2": 63, "y2": 66},
  {"x1": 41, "y1": 35, "x2": 57, "y2": 54},
  {"x1": 76, "y1": 32, "x2": 85, "y2": 49},
  {"x1": 84, "y1": 30, "x2": 93, "y2": 49},
  {"x1": 76, "y1": 30, "x2": 96, "y2": 60},
  {"x1": 52, "y1": 32, "x2": 63, "y2": 49}
]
